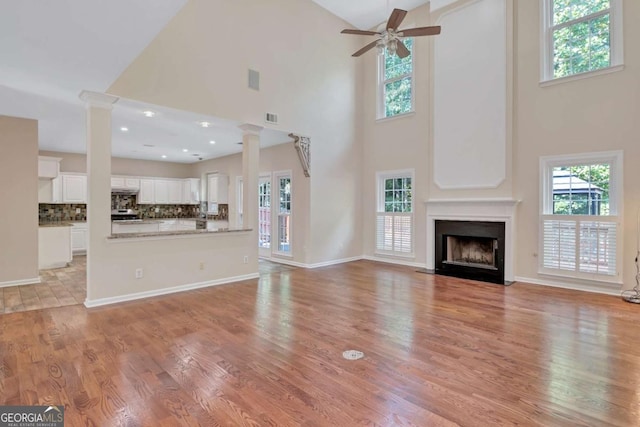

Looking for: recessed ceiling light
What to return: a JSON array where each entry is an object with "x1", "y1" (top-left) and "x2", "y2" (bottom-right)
[
  {"x1": 120, "y1": 127, "x2": 129, "y2": 132},
  {"x1": 161, "y1": 155, "x2": 167, "y2": 159},
  {"x1": 143, "y1": 144, "x2": 155, "y2": 147},
  {"x1": 209, "y1": 140, "x2": 216, "y2": 144},
  {"x1": 200, "y1": 121, "x2": 211, "y2": 128},
  {"x1": 182, "y1": 148, "x2": 189, "y2": 152},
  {"x1": 143, "y1": 110, "x2": 155, "y2": 118}
]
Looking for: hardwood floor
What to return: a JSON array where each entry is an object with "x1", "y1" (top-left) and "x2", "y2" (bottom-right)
[
  {"x1": 0, "y1": 260, "x2": 638, "y2": 426},
  {"x1": 0, "y1": 256, "x2": 86, "y2": 313}
]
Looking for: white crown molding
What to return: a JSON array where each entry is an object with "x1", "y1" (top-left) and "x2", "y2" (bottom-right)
[
  {"x1": 425, "y1": 198, "x2": 520, "y2": 206},
  {"x1": 78, "y1": 91, "x2": 119, "y2": 110}
]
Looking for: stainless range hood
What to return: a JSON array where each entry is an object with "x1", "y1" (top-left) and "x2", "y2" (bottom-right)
[{"x1": 111, "y1": 188, "x2": 139, "y2": 195}]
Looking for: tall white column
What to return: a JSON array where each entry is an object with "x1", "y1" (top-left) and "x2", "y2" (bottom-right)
[
  {"x1": 239, "y1": 124, "x2": 262, "y2": 266},
  {"x1": 79, "y1": 91, "x2": 118, "y2": 304}
]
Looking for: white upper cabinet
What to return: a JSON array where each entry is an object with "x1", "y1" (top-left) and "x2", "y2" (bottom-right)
[
  {"x1": 208, "y1": 174, "x2": 229, "y2": 204},
  {"x1": 138, "y1": 179, "x2": 155, "y2": 204},
  {"x1": 182, "y1": 178, "x2": 200, "y2": 205},
  {"x1": 154, "y1": 180, "x2": 170, "y2": 204},
  {"x1": 61, "y1": 174, "x2": 87, "y2": 203},
  {"x1": 111, "y1": 176, "x2": 140, "y2": 190},
  {"x1": 38, "y1": 156, "x2": 61, "y2": 179},
  {"x1": 168, "y1": 180, "x2": 182, "y2": 204}
]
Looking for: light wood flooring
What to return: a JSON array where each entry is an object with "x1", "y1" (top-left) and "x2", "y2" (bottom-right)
[
  {"x1": 0, "y1": 260, "x2": 639, "y2": 426},
  {"x1": 0, "y1": 256, "x2": 86, "y2": 313}
]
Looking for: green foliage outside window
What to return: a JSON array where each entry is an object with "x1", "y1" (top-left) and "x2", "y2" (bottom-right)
[
  {"x1": 384, "y1": 177, "x2": 412, "y2": 213},
  {"x1": 383, "y1": 38, "x2": 413, "y2": 117},
  {"x1": 552, "y1": 0, "x2": 611, "y2": 78},
  {"x1": 552, "y1": 164, "x2": 610, "y2": 215}
]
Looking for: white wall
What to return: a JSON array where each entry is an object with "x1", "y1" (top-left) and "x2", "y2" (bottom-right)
[
  {"x1": 514, "y1": 0, "x2": 640, "y2": 289},
  {"x1": 109, "y1": 0, "x2": 362, "y2": 266},
  {"x1": 0, "y1": 115, "x2": 39, "y2": 285}
]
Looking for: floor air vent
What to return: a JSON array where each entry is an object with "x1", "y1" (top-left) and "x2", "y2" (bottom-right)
[{"x1": 342, "y1": 350, "x2": 364, "y2": 360}]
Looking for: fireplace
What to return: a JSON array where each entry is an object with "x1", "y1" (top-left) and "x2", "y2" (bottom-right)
[{"x1": 435, "y1": 220, "x2": 506, "y2": 284}]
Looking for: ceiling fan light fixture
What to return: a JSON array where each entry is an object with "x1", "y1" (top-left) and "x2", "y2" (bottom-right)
[
  {"x1": 387, "y1": 39, "x2": 398, "y2": 56},
  {"x1": 376, "y1": 40, "x2": 385, "y2": 55}
]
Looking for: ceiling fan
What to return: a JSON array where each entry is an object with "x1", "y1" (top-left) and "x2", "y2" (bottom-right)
[{"x1": 341, "y1": 8, "x2": 441, "y2": 58}]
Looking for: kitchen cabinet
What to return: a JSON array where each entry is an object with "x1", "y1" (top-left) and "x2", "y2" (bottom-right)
[
  {"x1": 178, "y1": 219, "x2": 196, "y2": 230},
  {"x1": 182, "y1": 178, "x2": 200, "y2": 205},
  {"x1": 111, "y1": 176, "x2": 140, "y2": 190},
  {"x1": 39, "y1": 225, "x2": 72, "y2": 269},
  {"x1": 207, "y1": 174, "x2": 228, "y2": 213},
  {"x1": 168, "y1": 180, "x2": 182, "y2": 204},
  {"x1": 159, "y1": 219, "x2": 177, "y2": 232},
  {"x1": 71, "y1": 222, "x2": 87, "y2": 254},
  {"x1": 207, "y1": 220, "x2": 229, "y2": 231},
  {"x1": 111, "y1": 222, "x2": 160, "y2": 234},
  {"x1": 154, "y1": 180, "x2": 170, "y2": 204},
  {"x1": 61, "y1": 174, "x2": 87, "y2": 203},
  {"x1": 38, "y1": 156, "x2": 61, "y2": 178},
  {"x1": 138, "y1": 179, "x2": 155, "y2": 204}
]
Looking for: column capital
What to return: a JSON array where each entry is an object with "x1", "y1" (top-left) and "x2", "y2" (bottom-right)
[
  {"x1": 79, "y1": 91, "x2": 119, "y2": 110},
  {"x1": 238, "y1": 123, "x2": 263, "y2": 135}
]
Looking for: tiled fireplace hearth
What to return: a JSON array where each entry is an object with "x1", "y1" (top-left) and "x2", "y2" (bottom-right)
[{"x1": 426, "y1": 199, "x2": 519, "y2": 284}]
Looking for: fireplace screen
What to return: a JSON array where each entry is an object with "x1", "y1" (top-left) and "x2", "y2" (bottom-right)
[{"x1": 444, "y1": 236, "x2": 497, "y2": 270}]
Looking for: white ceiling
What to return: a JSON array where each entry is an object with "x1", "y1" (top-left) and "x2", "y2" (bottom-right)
[
  {"x1": 0, "y1": 0, "x2": 434, "y2": 163},
  {"x1": 311, "y1": 0, "x2": 430, "y2": 30}
]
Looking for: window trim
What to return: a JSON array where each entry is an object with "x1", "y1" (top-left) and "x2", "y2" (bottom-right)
[
  {"x1": 375, "y1": 169, "x2": 415, "y2": 258},
  {"x1": 273, "y1": 170, "x2": 292, "y2": 257},
  {"x1": 540, "y1": 0, "x2": 624, "y2": 84},
  {"x1": 377, "y1": 38, "x2": 416, "y2": 120},
  {"x1": 538, "y1": 150, "x2": 623, "y2": 283}
]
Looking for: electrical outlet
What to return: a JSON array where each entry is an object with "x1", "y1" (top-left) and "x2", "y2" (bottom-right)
[
  {"x1": 243, "y1": 256, "x2": 249, "y2": 264},
  {"x1": 135, "y1": 268, "x2": 143, "y2": 279},
  {"x1": 199, "y1": 262, "x2": 204, "y2": 270},
  {"x1": 155, "y1": 207, "x2": 160, "y2": 213},
  {"x1": 75, "y1": 208, "x2": 81, "y2": 214}
]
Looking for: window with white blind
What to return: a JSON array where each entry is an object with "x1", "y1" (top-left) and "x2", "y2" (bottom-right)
[
  {"x1": 376, "y1": 170, "x2": 414, "y2": 257},
  {"x1": 540, "y1": 151, "x2": 622, "y2": 282}
]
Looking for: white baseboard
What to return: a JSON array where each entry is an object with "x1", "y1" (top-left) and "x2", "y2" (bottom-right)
[
  {"x1": 0, "y1": 277, "x2": 42, "y2": 288},
  {"x1": 84, "y1": 273, "x2": 260, "y2": 308},
  {"x1": 263, "y1": 256, "x2": 364, "y2": 269},
  {"x1": 362, "y1": 255, "x2": 427, "y2": 269},
  {"x1": 514, "y1": 275, "x2": 622, "y2": 296}
]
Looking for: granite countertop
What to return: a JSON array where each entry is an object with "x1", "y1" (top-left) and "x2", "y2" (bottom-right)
[
  {"x1": 107, "y1": 228, "x2": 251, "y2": 239},
  {"x1": 39, "y1": 222, "x2": 73, "y2": 228},
  {"x1": 112, "y1": 218, "x2": 203, "y2": 224}
]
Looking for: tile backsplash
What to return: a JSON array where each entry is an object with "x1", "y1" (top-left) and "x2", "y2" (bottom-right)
[
  {"x1": 111, "y1": 195, "x2": 228, "y2": 220},
  {"x1": 38, "y1": 196, "x2": 229, "y2": 222},
  {"x1": 39, "y1": 204, "x2": 87, "y2": 222}
]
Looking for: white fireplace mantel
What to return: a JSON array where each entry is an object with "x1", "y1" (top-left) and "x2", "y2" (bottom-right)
[{"x1": 425, "y1": 198, "x2": 520, "y2": 282}]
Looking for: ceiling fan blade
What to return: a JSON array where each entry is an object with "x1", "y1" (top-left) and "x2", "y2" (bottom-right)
[
  {"x1": 396, "y1": 40, "x2": 410, "y2": 58},
  {"x1": 399, "y1": 26, "x2": 442, "y2": 37},
  {"x1": 387, "y1": 8, "x2": 408, "y2": 31},
  {"x1": 352, "y1": 40, "x2": 380, "y2": 57},
  {"x1": 341, "y1": 29, "x2": 380, "y2": 36}
]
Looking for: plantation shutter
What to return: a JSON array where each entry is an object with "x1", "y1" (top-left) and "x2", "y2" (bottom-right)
[
  {"x1": 376, "y1": 213, "x2": 413, "y2": 255},
  {"x1": 542, "y1": 217, "x2": 618, "y2": 277}
]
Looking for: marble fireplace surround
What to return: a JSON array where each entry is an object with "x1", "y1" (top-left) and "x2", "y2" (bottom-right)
[{"x1": 426, "y1": 199, "x2": 520, "y2": 282}]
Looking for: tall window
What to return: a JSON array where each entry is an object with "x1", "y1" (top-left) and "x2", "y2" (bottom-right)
[
  {"x1": 258, "y1": 177, "x2": 271, "y2": 249},
  {"x1": 540, "y1": 151, "x2": 622, "y2": 282},
  {"x1": 275, "y1": 173, "x2": 292, "y2": 255},
  {"x1": 378, "y1": 38, "x2": 414, "y2": 119},
  {"x1": 541, "y1": 0, "x2": 623, "y2": 81},
  {"x1": 376, "y1": 170, "x2": 413, "y2": 256},
  {"x1": 236, "y1": 176, "x2": 243, "y2": 227}
]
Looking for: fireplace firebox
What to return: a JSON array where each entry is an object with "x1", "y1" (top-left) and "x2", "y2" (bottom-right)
[{"x1": 435, "y1": 220, "x2": 506, "y2": 284}]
